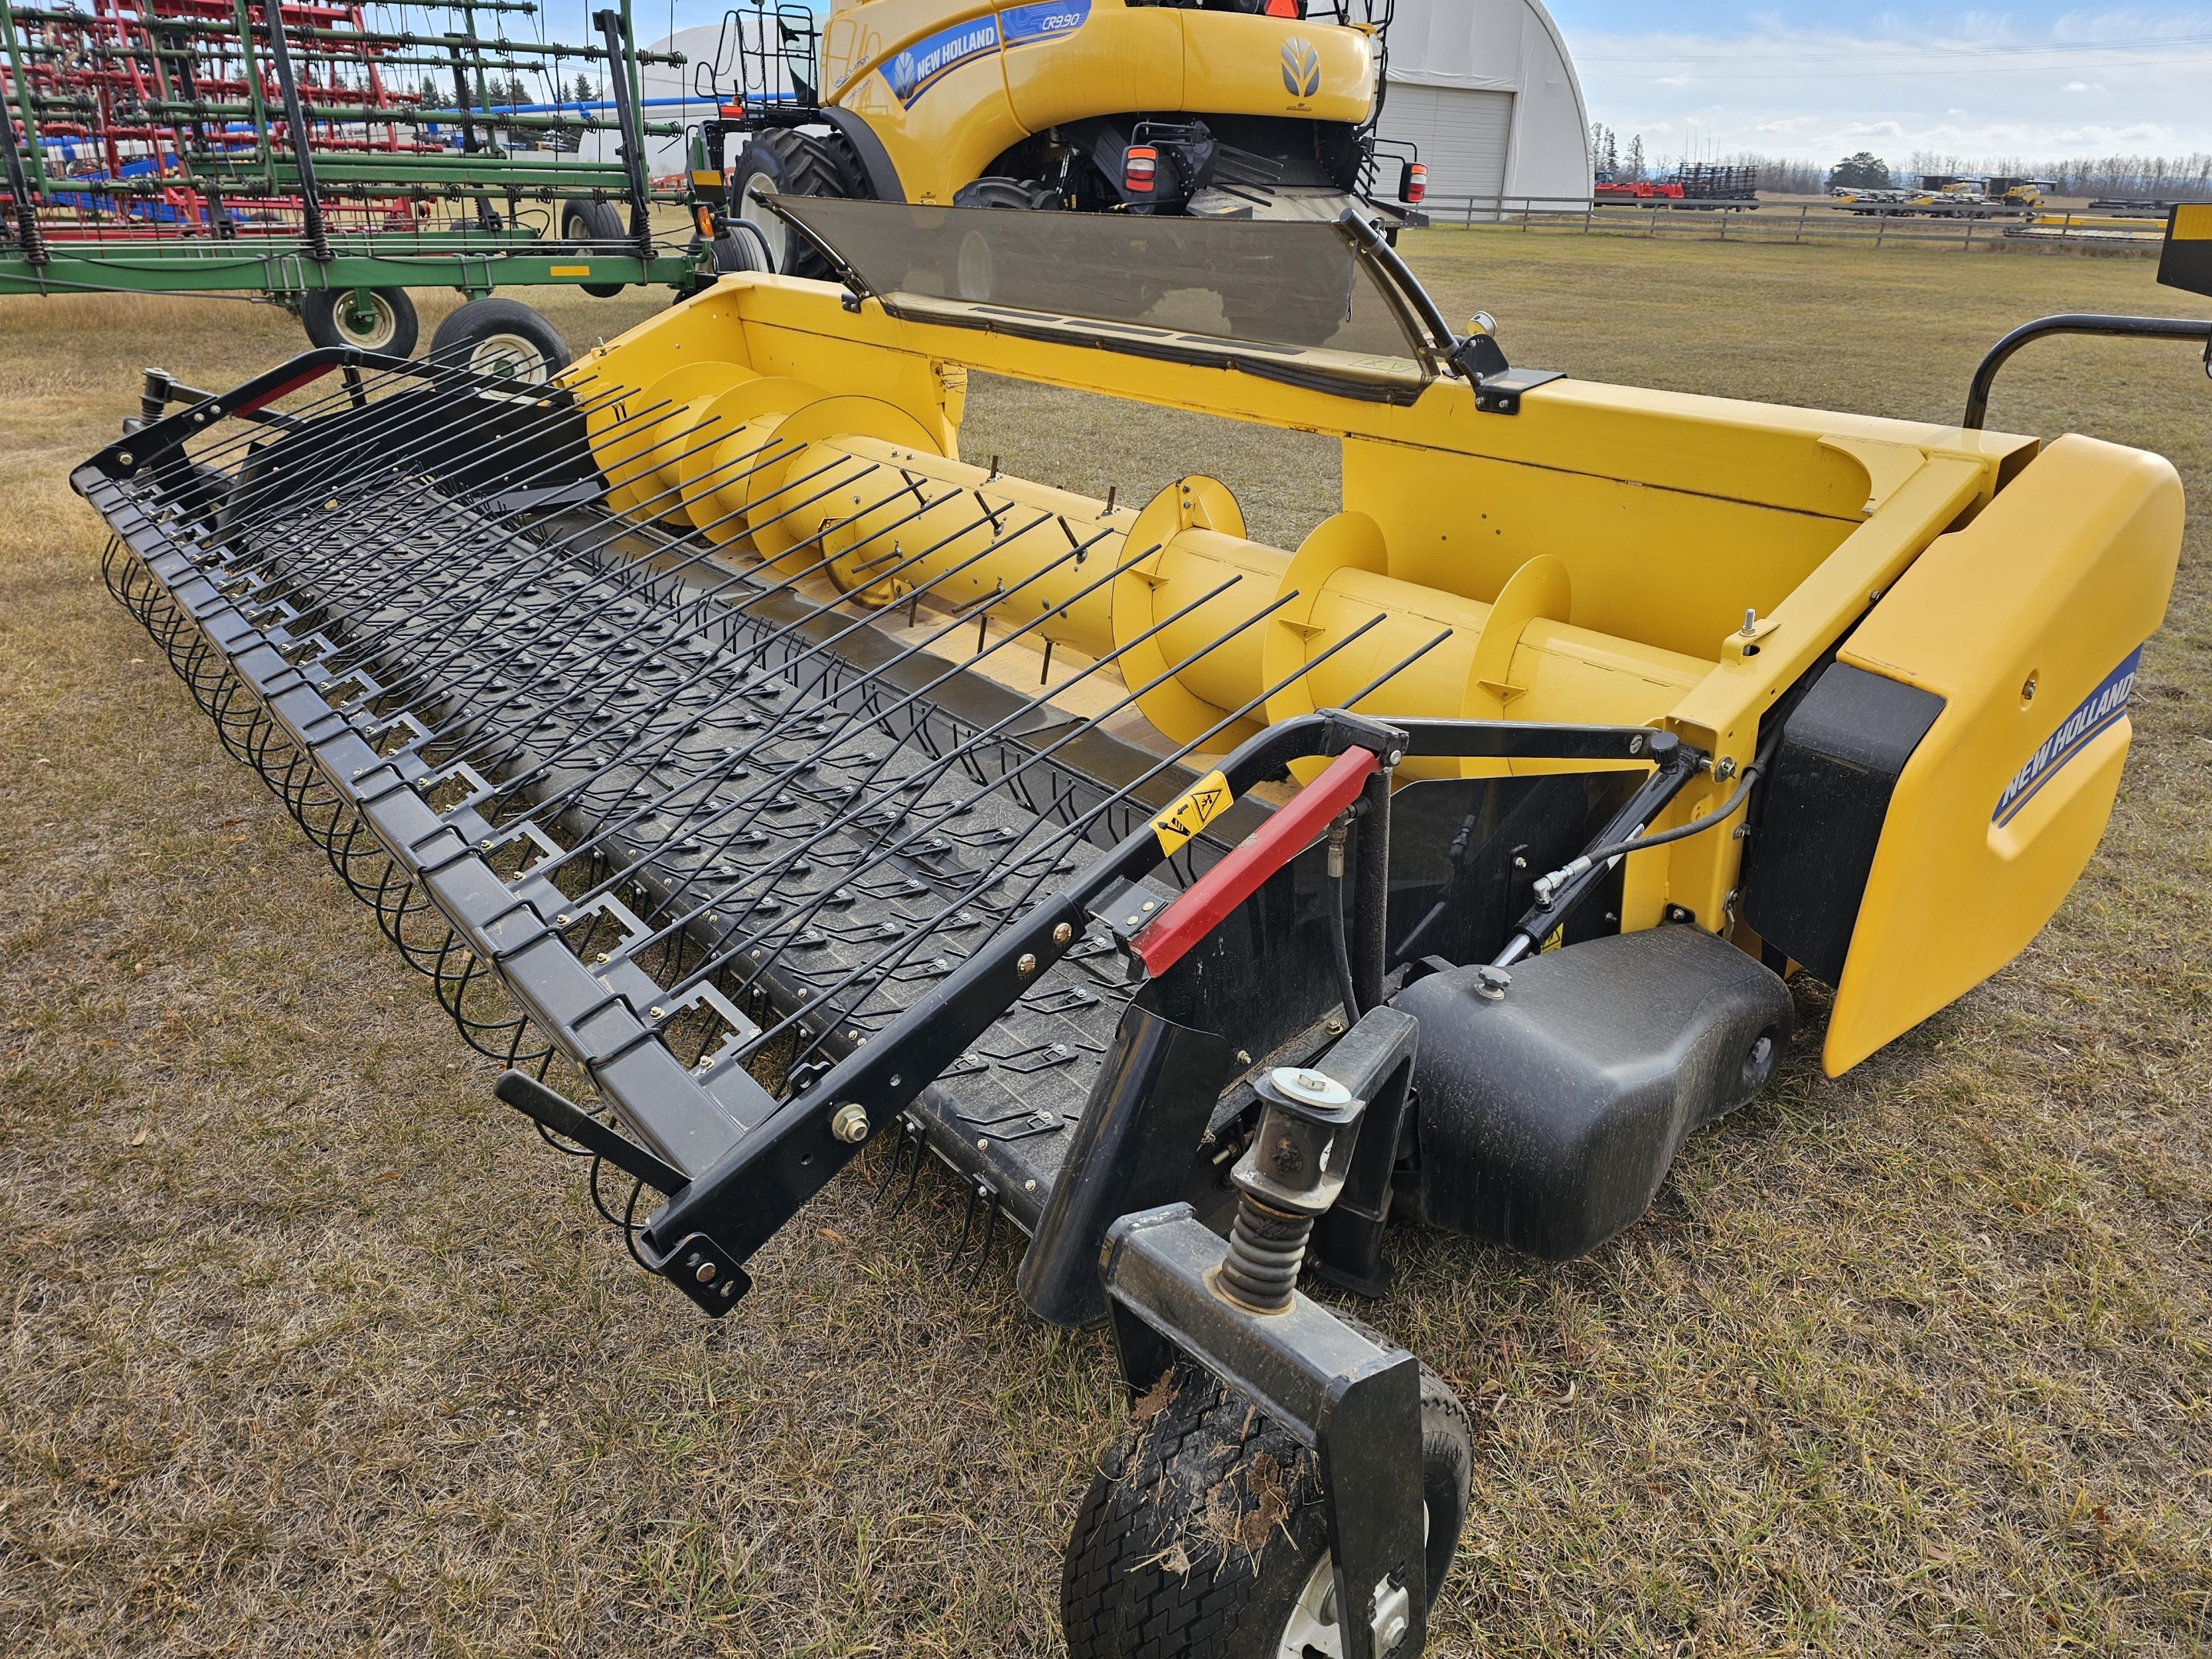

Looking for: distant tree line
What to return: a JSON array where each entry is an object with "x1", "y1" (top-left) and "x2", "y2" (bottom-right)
[{"x1": 1588, "y1": 136, "x2": 2212, "y2": 200}]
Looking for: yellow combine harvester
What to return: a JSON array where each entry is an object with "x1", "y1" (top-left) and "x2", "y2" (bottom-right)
[
  {"x1": 85, "y1": 204, "x2": 2202, "y2": 1655},
  {"x1": 687, "y1": 0, "x2": 1426, "y2": 275}
]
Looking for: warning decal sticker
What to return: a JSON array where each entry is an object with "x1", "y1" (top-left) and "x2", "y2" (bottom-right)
[{"x1": 1151, "y1": 770, "x2": 1233, "y2": 854}]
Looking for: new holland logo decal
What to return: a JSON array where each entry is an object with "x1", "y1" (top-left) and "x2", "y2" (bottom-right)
[
  {"x1": 1992, "y1": 645, "x2": 2141, "y2": 826},
  {"x1": 881, "y1": 1, "x2": 1089, "y2": 107},
  {"x1": 1281, "y1": 36, "x2": 1321, "y2": 99}
]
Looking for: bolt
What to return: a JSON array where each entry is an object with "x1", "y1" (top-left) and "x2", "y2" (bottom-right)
[
  {"x1": 1714, "y1": 757, "x2": 1737, "y2": 782},
  {"x1": 1017, "y1": 952, "x2": 1037, "y2": 975},
  {"x1": 1513, "y1": 855, "x2": 1527, "y2": 869},
  {"x1": 830, "y1": 1102, "x2": 869, "y2": 1144},
  {"x1": 1325, "y1": 1018, "x2": 1346, "y2": 1035},
  {"x1": 2021, "y1": 674, "x2": 2038, "y2": 701},
  {"x1": 694, "y1": 1261, "x2": 717, "y2": 1283},
  {"x1": 1024, "y1": 1179, "x2": 1037, "y2": 1193},
  {"x1": 1236, "y1": 1049, "x2": 1252, "y2": 1065},
  {"x1": 1473, "y1": 965, "x2": 1512, "y2": 1002},
  {"x1": 1052, "y1": 921, "x2": 1073, "y2": 946},
  {"x1": 1740, "y1": 608, "x2": 1758, "y2": 636},
  {"x1": 117, "y1": 452, "x2": 134, "y2": 466},
  {"x1": 648, "y1": 1005, "x2": 664, "y2": 1020}
]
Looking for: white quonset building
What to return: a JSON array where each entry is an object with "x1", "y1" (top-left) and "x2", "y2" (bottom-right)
[{"x1": 1372, "y1": 0, "x2": 1591, "y2": 208}]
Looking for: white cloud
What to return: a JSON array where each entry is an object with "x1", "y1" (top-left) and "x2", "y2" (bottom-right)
[{"x1": 1568, "y1": 15, "x2": 2212, "y2": 161}]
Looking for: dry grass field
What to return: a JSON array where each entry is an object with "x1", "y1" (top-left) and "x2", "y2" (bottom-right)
[{"x1": 2, "y1": 235, "x2": 2208, "y2": 1657}]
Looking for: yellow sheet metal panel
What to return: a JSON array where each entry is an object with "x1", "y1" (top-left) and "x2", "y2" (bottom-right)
[
  {"x1": 1341, "y1": 436, "x2": 1856, "y2": 662},
  {"x1": 1823, "y1": 434, "x2": 2183, "y2": 1074},
  {"x1": 1177, "y1": 11, "x2": 1374, "y2": 127},
  {"x1": 1002, "y1": 3, "x2": 1187, "y2": 131},
  {"x1": 834, "y1": 42, "x2": 1027, "y2": 202}
]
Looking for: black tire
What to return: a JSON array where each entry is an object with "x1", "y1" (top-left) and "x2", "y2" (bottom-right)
[
  {"x1": 559, "y1": 197, "x2": 631, "y2": 296},
  {"x1": 300, "y1": 286, "x2": 419, "y2": 356},
  {"x1": 952, "y1": 175, "x2": 1063, "y2": 210},
  {"x1": 427, "y1": 296, "x2": 571, "y2": 386},
  {"x1": 1062, "y1": 1349, "x2": 1472, "y2": 1658},
  {"x1": 679, "y1": 222, "x2": 776, "y2": 296},
  {"x1": 732, "y1": 127, "x2": 866, "y2": 278}
]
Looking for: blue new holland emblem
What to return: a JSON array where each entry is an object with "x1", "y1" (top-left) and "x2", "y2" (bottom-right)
[
  {"x1": 1992, "y1": 646, "x2": 2142, "y2": 826},
  {"x1": 879, "y1": 1, "x2": 1088, "y2": 107}
]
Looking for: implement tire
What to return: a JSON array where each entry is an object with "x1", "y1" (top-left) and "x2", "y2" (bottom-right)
[
  {"x1": 427, "y1": 296, "x2": 571, "y2": 386},
  {"x1": 560, "y1": 197, "x2": 631, "y2": 296},
  {"x1": 733, "y1": 127, "x2": 866, "y2": 278},
  {"x1": 300, "y1": 286, "x2": 419, "y2": 356},
  {"x1": 1061, "y1": 1350, "x2": 1472, "y2": 1658}
]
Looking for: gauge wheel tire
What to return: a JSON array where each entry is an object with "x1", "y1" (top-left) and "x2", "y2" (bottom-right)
[
  {"x1": 427, "y1": 297, "x2": 571, "y2": 386},
  {"x1": 680, "y1": 223, "x2": 776, "y2": 295},
  {"x1": 733, "y1": 127, "x2": 866, "y2": 278},
  {"x1": 1061, "y1": 1343, "x2": 1472, "y2": 1659},
  {"x1": 559, "y1": 197, "x2": 631, "y2": 296},
  {"x1": 300, "y1": 286, "x2": 419, "y2": 356}
]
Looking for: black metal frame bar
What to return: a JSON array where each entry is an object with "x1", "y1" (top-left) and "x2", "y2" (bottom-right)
[{"x1": 1962, "y1": 311, "x2": 2212, "y2": 429}]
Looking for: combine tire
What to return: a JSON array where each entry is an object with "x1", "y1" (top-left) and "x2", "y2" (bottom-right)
[
  {"x1": 1062, "y1": 1346, "x2": 1472, "y2": 1658},
  {"x1": 733, "y1": 128, "x2": 866, "y2": 277},
  {"x1": 427, "y1": 297, "x2": 571, "y2": 386},
  {"x1": 560, "y1": 197, "x2": 631, "y2": 296},
  {"x1": 952, "y1": 176, "x2": 1063, "y2": 210},
  {"x1": 300, "y1": 287, "x2": 419, "y2": 356}
]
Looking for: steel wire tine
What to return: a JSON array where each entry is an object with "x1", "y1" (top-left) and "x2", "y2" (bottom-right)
[
  {"x1": 964, "y1": 1190, "x2": 1002, "y2": 1290},
  {"x1": 455, "y1": 505, "x2": 988, "y2": 839},
  {"x1": 506, "y1": 506, "x2": 1064, "y2": 884},
  {"x1": 171, "y1": 359, "x2": 455, "y2": 480},
  {"x1": 668, "y1": 561, "x2": 1248, "y2": 1011},
  {"x1": 293, "y1": 422, "x2": 803, "y2": 724},
  {"x1": 621, "y1": 525, "x2": 1147, "y2": 959},
  {"x1": 218, "y1": 377, "x2": 657, "y2": 593},
  {"x1": 201, "y1": 384, "x2": 651, "y2": 615},
  {"x1": 889, "y1": 1117, "x2": 930, "y2": 1215},
  {"x1": 447, "y1": 471, "x2": 973, "y2": 793},
  {"x1": 243, "y1": 386, "x2": 696, "y2": 624},
  {"x1": 767, "y1": 608, "x2": 1430, "y2": 1080},
  {"x1": 949, "y1": 1177, "x2": 987, "y2": 1261},
  {"x1": 545, "y1": 505, "x2": 1074, "y2": 885},
  {"x1": 342, "y1": 423, "x2": 804, "y2": 701},
  {"x1": 975, "y1": 618, "x2": 1459, "y2": 935},
  {"x1": 568, "y1": 514, "x2": 1110, "y2": 939},
  {"x1": 873, "y1": 1111, "x2": 915, "y2": 1200},
  {"x1": 707, "y1": 590, "x2": 1316, "y2": 1065},
  {"x1": 206, "y1": 365, "x2": 585, "y2": 541}
]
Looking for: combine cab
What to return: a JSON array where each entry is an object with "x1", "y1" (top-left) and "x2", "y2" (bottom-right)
[
  {"x1": 687, "y1": 0, "x2": 1426, "y2": 276},
  {"x1": 82, "y1": 202, "x2": 2194, "y2": 1655}
]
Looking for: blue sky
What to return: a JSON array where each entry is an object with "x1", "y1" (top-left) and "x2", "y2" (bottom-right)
[{"x1": 1544, "y1": 5, "x2": 2212, "y2": 164}]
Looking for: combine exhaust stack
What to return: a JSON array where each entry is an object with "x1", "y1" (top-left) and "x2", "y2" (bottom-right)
[{"x1": 79, "y1": 204, "x2": 2183, "y2": 1657}]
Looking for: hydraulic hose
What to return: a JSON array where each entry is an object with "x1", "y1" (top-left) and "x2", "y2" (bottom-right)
[{"x1": 1531, "y1": 743, "x2": 1773, "y2": 907}]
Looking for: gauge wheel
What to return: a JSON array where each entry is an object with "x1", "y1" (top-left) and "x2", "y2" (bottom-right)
[
  {"x1": 559, "y1": 197, "x2": 631, "y2": 296},
  {"x1": 1061, "y1": 1346, "x2": 1472, "y2": 1658},
  {"x1": 427, "y1": 297, "x2": 571, "y2": 386},
  {"x1": 732, "y1": 127, "x2": 866, "y2": 279},
  {"x1": 300, "y1": 286, "x2": 419, "y2": 356}
]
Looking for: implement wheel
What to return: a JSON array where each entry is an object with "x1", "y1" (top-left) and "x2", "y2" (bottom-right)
[
  {"x1": 560, "y1": 197, "x2": 631, "y2": 296},
  {"x1": 300, "y1": 286, "x2": 419, "y2": 356},
  {"x1": 428, "y1": 297, "x2": 571, "y2": 386},
  {"x1": 1061, "y1": 1350, "x2": 1472, "y2": 1658},
  {"x1": 733, "y1": 127, "x2": 866, "y2": 278}
]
